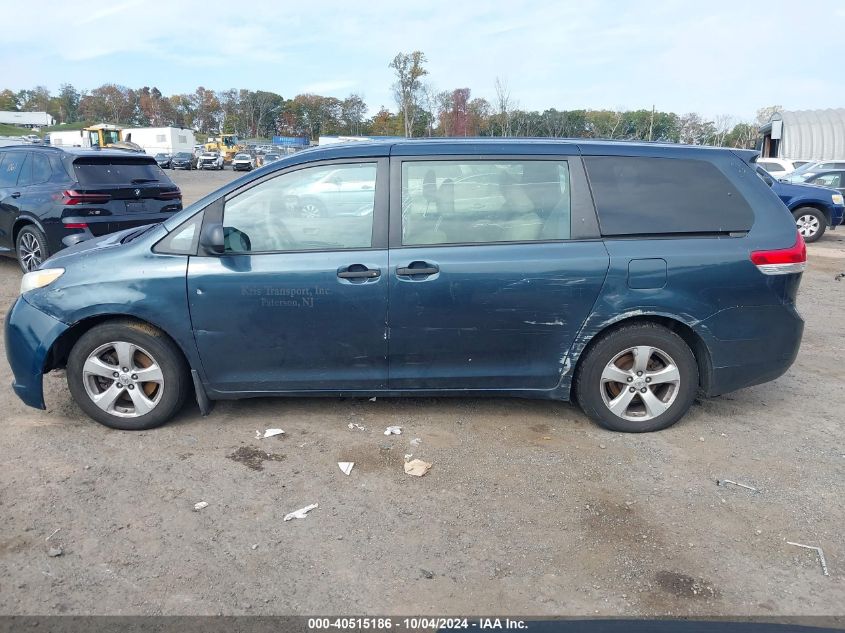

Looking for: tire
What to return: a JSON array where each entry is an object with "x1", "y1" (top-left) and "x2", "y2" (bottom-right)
[
  {"x1": 66, "y1": 320, "x2": 189, "y2": 430},
  {"x1": 16, "y1": 225, "x2": 50, "y2": 273},
  {"x1": 574, "y1": 323, "x2": 699, "y2": 433},
  {"x1": 793, "y1": 207, "x2": 826, "y2": 243}
]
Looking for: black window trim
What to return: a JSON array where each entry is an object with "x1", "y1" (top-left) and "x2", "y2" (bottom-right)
[
  {"x1": 194, "y1": 156, "x2": 390, "y2": 257},
  {"x1": 387, "y1": 153, "x2": 600, "y2": 249}
]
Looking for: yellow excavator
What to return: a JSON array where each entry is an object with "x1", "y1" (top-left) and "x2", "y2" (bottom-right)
[
  {"x1": 84, "y1": 124, "x2": 143, "y2": 152},
  {"x1": 204, "y1": 134, "x2": 243, "y2": 163}
]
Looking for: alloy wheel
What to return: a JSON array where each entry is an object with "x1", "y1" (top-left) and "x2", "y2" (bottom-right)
[
  {"x1": 18, "y1": 232, "x2": 43, "y2": 272},
  {"x1": 599, "y1": 345, "x2": 681, "y2": 421},
  {"x1": 796, "y1": 214, "x2": 820, "y2": 239},
  {"x1": 300, "y1": 203, "x2": 323, "y2": 219},
  {"x1": 82, "y1": 341, "x2": 165, "y2": 418}
]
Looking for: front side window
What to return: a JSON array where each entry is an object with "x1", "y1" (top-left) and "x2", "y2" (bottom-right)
[
  {"x1": 222, "y1": 162, "x2": 377, "y2": 253},
  {"x1": 401, "y1": 160, "x2": 571, "y2": 246},
  {"x1": 761, "y1": 162, "x2": 784, "y2": 173},
  {"x1": 810, "y1": 173, "x2": 842, "y2": 188}
]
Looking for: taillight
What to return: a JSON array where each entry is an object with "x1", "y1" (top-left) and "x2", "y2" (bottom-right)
[
  {"x1": 62, "y1": 190, "x2": 111, "y2": 205},
  {"x1": 63, "y1": 222, "x2": 89, "y2": 230},
  {"x1": 750, "y1": 232, "x2": 806, "y2": 275},
  {"x1": 158, "y1": 189, "x2": 182, "y2": 200}
]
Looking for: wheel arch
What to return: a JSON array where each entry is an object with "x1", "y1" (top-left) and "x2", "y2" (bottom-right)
[
  {"x1": 45, "y1": 314, "x2": 194, "y2": 377},
  {"x1": 790, "y1": 202, "x2": 831, "y2": 225},
  {"x1": 12, "y1": 216, "x2": 48, "y2": 243},
  {"x1": 571, "y1": 313, "x2": 712, "y2": 396}
]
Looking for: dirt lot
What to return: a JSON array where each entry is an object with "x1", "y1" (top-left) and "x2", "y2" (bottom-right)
[{"x1": 1, "y1": 168, "x2": 844, "y2": 617}]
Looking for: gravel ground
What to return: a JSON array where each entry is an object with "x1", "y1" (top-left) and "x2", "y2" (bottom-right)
[{"x1": 0, "y1": 169, "x2": 843, "y2": 617}]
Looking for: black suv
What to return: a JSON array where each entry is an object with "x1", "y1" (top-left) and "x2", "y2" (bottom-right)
[{"x1": 0, "y1": 146, "x2": 182, "y2": 271}]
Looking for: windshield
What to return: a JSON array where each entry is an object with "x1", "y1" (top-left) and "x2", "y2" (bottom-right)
[
  {"x1": 174, "y1": 153, "x2": 191, "y2": 159},
  {"x1": 790, "y1": 162, "x2": 820, "y2": 176},
  {"x1": 235, "y1": 154, "x2": 250, "y2": 160}
]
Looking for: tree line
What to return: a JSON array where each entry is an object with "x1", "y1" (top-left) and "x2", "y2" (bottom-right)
[{"x1": 0, "y1": 51, "x2": 768, "y2": 148}]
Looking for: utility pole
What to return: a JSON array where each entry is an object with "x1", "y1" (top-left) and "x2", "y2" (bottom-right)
[{"x1": 648, "y1": 104, "x2": 655, "y2": 141}]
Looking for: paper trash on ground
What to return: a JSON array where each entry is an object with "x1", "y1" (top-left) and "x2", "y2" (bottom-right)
[
  {"x1": 193, "y1": 501, "x2": 209, "y2": 511},
  {"x1": 284, "y1": 503, "x2": 318, "y2": 521},
  {"x1": 404, "y1": 459, "x2": 432, "y2": 477},
  {"x1": 384, "y1": 426, "x2": 402, "y2": 435},
  {"x1": 338, "y1": 462, "x2": 354, "y2": 475},
  {"x1": 256, "y1": 428, "x2": 285, "y2": 439}
]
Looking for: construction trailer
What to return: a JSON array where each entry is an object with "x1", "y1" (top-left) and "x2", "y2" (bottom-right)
[{"x1": 122, "y1": 127, "x2": 196, "y2": 155}]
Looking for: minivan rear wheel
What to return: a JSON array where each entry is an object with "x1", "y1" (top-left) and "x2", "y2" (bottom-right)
[
  {"x1": 67, "y1": 321, "x2": 188, "y2": 430},
  {"x1": 793, "y1": 207, "x2": 826, "y2": 242},
  {"x1": 575, "y1": 323, "x2": 698, "y2": 432}
]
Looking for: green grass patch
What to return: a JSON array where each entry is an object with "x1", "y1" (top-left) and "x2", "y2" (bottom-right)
[{"x1": 0, "y1": 124, "x2": 34, "y2": 136}]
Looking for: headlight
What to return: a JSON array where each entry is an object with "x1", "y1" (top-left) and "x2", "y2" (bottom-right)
[
  {"x1": 832, "y1": 194, "x2": 844, "y2": 206},
  {"x1": 20, "y1": 268, "x2": 64, "y2": 294}
]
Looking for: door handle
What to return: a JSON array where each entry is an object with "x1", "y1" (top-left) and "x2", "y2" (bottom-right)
[
  {"x1": 11, "y1": 192, "x2": 20, "y2": 198},
  {"x1": 396, "y1": 262, "x2": 439, "y2": 276},
  {"x1": 338, "y1": 268, "x2": 380, "y2": 279}
]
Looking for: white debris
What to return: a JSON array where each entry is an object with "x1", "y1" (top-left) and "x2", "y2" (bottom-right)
[
  {"x1": 338, "y1": 462, "x2": 354, "y2": 476},
  {"x1": 410, "y1": 438, "x2": 422, "y2": 447},
  {"x1": 284, "y1": 503, "x2": 318, "y2": 521},
  {"x1": 45, "y1": 528, "x2": 61, "y2": 541},
  {"x1": 255, "y1": 428, "x2": 285, "y2": 439},
  {"x1": 384, "y1": 426, "x2": 402, "y2": 436},
  {"x1": 369, "y1": 397, "x2": 377, "y2": 402},
  {"x1": 717, "y1": 479, "x2": 758, "y2": 492},
  {"x1": 193, "y1": 501, "x2": 209, "y2": 511},
  {"x1": 787, "y1": 541, "x2": 830, "y2": 576},
  {"x1": 347, "y1": 423, "x2": 367, "y2": 431},
  {"x1": 404, "y1": 459, "x2": 432, "y2": 477},
  {"x1": 404, "y1": 454, "x2": 413, "y2": 460},
  {"x1": 47, "y1": 546, "x2": 63, "y2": 558}
]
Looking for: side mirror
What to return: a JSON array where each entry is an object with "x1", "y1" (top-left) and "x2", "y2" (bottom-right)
[{"x1": 199, "y1": 223, "x2": 225, "y2": 255}]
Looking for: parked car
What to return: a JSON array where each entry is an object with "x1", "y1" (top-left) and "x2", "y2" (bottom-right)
[
  {"x1": 781, "y1": 160, "x2": 845, "y2": 183},
  {"x1": 231, "y1": 153, "x2": 255, "y2": 171},
  {"x1": 5, "y1": 140, "x2": 805, "y2": 434},
  {"x1": 198, "y1": 152, "x2": 224, "y2": 170},
  {"x1": 154, "y1": 153, "x2": 172, "y2": 169},
  {"x1": 171, "y1": 152, "x2": 196, "y2": 170},
  {"x1": 756, "y1": 158, "x2": 800, "y2": 178},
  {"x1": 757, "y1": 166, "x2": 844, "y2": 242},
  {"x1": 0, "y1": 145, "x2": 182, "y2": 272},
  {"x1": 286, "y1": 164, "x2": 377, "y2": 218}
]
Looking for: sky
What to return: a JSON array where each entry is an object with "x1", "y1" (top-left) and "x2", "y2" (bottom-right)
[{"x1": 2, "y1": 0, "x2": 845, "y2": 123}]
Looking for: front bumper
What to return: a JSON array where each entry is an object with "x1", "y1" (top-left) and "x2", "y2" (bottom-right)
[{"x1": 4, "y1": 296, "x2": 69, "y2": 409}]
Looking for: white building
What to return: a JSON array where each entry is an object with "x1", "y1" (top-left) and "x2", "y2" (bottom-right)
[
  {"x1": 759, "y1": 109, "x2": 845, "y2": 160},
  {"x1": 0, "y1": 111, "x2": 55, "y2": 128}
]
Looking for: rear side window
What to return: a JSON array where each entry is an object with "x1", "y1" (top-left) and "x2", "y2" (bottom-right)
[
  {"x1": 401, "y1": 160, "x2": 571, "y2": 246},
  {"x1": 584, "y1": 156, "x2": 754, "y2": 236},
  {"x1": 0, "y1": 152, "x2": 25, "y2": 187},
  {"x1": 31, "y1": 153, "x2": 53, "y2": 184},
  {"x1": 760, "y1": 162, "x2": 784, "y2": 173},
  {"x1": 73, "y1": 158, "x2": 171, "y2": 185}
]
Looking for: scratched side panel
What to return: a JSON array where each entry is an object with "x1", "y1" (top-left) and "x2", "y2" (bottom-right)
[{"x1": 388, "y1": 241, "x2": 609, "y2": 390}]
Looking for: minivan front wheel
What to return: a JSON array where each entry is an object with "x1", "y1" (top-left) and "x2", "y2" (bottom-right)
[
  {"x1": 67, "y1": 321, "x2": 188, "y2": 430},
  {"x1": 575, "y1": 323, "x2": 698, "y2": 432},
  {"x1": 793, "y1": 207, "x2": 826, "y2": 242},
  {"x1": 16, "y1": 225, "x2": 49, "y2": 273}
]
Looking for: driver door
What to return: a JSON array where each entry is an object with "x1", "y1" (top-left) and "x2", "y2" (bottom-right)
[{"x1": 187, "y1": 158, "x2": 390, "y2": 393}]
